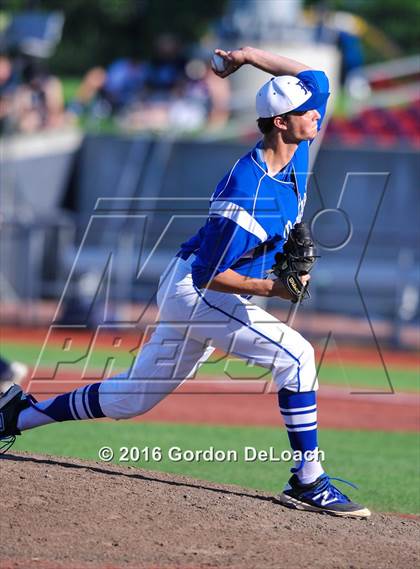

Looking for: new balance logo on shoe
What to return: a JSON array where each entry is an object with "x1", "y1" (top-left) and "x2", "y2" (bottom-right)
[
  {"x1": 277, "y1": 474, "x2": 371, "y2": 517},
  {"x1": 313, "y1": 490, "x2": 339, "y2": 506}
]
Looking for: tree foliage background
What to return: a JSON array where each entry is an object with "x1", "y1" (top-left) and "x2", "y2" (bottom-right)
[
  {"x1": 1, "y1": 0, "x2": 419, "y2": 74},
  {"x1": 1, "y1": 0, "x2": 227, "y2": 74},
  {"x1": 304, "y1": 0, "x2": 420, "y2": 59}
]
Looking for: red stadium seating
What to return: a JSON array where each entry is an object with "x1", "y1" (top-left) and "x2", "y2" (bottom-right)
[{"x1": 326, "y1": 100, "x2": 420, "y2": 147}]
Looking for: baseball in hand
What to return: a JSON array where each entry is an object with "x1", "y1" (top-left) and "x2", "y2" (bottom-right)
[{"x1": 211, "y1": 53, "x2": 227, "y2": 73}]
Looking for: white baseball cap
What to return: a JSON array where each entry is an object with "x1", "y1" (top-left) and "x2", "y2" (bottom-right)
[{"x1": 256, "y1": 75, "x2": 329, "y2": 118}]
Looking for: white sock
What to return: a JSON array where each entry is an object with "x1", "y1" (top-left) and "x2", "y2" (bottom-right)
[{"x1": 295, "y1": 447, "x2": 324, "y2": 485}]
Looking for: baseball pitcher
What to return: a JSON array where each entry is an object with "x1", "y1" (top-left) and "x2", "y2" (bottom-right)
[{"x1": 0, "y1": 46, "x2": 370, "y2": 518}]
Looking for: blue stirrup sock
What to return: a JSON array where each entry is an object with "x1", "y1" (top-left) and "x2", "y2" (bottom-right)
[
  {"x1": 278, "y1": 388, "x2": 324, "y2": 484},
  {"x1": 17, "y1": 383, "x2": 105, "y2": 431}
]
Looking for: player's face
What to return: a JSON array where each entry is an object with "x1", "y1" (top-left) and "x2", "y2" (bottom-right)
[{"x1": 285, "y1": 109, "x2": 320, "y2": 142}]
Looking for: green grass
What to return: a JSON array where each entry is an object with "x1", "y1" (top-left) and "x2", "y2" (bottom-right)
[
  {"x1": 2, "y1": 341, "x2": 418, "y2": 393},
  {"x1": 4, "y1": 337, "x2": 418, "y2": 515},
  {"x1": 62, "y1": 76, "x2": 81, "y2": 104},
  {"x1": 11, "y1": 421, "x2": 420, "y2": 515},
  {"x1": 202, "y1": 358, "x2": 419, "y2": 392}
]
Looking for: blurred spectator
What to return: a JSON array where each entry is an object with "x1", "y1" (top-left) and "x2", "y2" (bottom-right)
[
  {"x1": 68, "y1": 57, "x2": 145, "y2": 120},
  {"x1": 313, "y1": 5, "x2": 364, "y2": 84},
  {"x1": 69, "y1": 34, "x2": 231, "y2": 132},
  {"x1": 112, "y1": 34, "x2": 190, "y2": 129},
  {"x1": 0, "y1": 54, "x2": 18, "y2": 132},
  {"x1": 143, "y1": 34, "x2": 187, "y2": 102},
  {"x1": 12, "y1": 57, "x2": 68, "y2": 132},
  {"x1": 67, "y1": 35, "x2": 181, "y2": 124},
  {"x1": 169, "y1": 55, "x2": 230, "y2": 130},
  {"x1": 1, "y1": 53, "x2": 69, "y2": 134},
  {"x1": 120, "y1": 55, "x2": 230, "y2": 131},
  {"x1": 118, "y1": 34, "x2": 230, "y2": 131},
  {"x1": 337, "y1": 29, "x2": 364, "y2": 85}
]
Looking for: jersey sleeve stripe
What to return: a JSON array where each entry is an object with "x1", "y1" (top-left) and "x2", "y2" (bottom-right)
[{"x1": 210, "y1": 200, "x2": 268, "y2": 242}]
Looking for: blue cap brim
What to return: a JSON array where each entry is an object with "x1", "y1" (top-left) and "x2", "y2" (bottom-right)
[{"x1": 293, "y1": 92, "x2": 330, "y2": 112}]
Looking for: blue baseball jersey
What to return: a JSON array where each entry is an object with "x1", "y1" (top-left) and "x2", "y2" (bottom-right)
[{"x1": 179, "y1": 70, "x2": 330, "y2": 288}]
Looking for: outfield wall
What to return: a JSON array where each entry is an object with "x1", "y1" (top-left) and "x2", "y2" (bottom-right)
[{"x1": 0, "y1": 131, "x2": 418, "y2": 340}]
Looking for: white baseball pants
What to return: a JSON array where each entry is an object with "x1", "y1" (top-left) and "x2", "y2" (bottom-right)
[{"x1": 99, "y1": 256, "x2": 318, "y2": 419}]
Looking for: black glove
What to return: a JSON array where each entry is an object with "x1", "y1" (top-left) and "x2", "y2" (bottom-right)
[{"x1": 270, "y1": 222, "x2": 318, "y2": 303}]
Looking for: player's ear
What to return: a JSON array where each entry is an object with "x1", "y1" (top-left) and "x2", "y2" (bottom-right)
[{"x1": 273, "y1": 114, "x2": 288, "y2": 131}]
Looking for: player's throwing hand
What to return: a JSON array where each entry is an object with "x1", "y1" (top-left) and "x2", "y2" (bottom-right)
[{"x1": 211, "y1": 48, "x2": 248, "y2": 78}]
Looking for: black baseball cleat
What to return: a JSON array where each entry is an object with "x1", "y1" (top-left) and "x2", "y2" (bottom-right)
[
  {"x1": 0, "y1": 385, "x2": 35, "y2": 455},
  {"x1": 276, "y1": 473, "x2": 371, "y2": 518}
]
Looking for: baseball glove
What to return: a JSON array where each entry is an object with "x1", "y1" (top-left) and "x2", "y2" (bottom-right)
[{"x1": 270, "y1": 222, "x2": 318, "y2": 303}]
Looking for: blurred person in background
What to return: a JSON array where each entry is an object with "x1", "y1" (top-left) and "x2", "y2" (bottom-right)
[
  {"x1": 67, "y1": 55, "x2": 146, "y2": 121},
  {"x1": 119, "y1": 34, "x2": 231, "y2": 131},
  {"x1": 312, "y1": 3, "x2": 365, "y2": 84},
  {"x1": 69, "y1": 33, "x2": 230, "y2": 132},
  {"x1": 11, "y1": 56, "x2": 68, "y2": 133},
  {"x1": 0, "y1": 53, "x2": 18, "y2": 133},
  {"x1": 172, "y1": 54, "x2": 231, "y2": 130},
  {"x1": 67, "y1": 34, "x2": 184, "y2": 127},
  {"x1": 0, "y1": 53, "x2": 69, "y2": 134},
  {"x1": 142, "y1": 33, "x2": 188, "y2": 103},
  {"x1": 117, "y1": 33, "x2": 189, "y2": 129}
]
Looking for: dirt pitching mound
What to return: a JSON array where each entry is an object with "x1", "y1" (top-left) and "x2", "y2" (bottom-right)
[{"x1": 1, "y1": 452, "x2": 419, "y2": 569}]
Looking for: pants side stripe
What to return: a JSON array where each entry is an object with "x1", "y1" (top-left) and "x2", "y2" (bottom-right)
[{"x1": 193, "y1": 285, "x2": 301, "y2": 391}]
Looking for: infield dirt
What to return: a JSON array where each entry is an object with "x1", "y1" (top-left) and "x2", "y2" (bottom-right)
[{"x1": 1, "y1": 452, "x2": 419, "y2": 569}]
